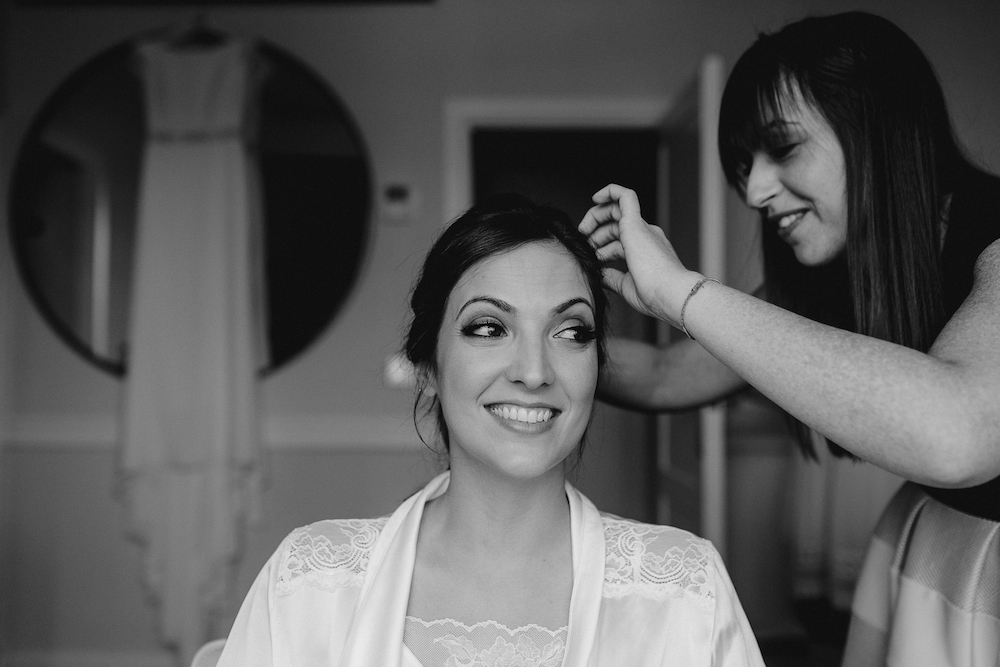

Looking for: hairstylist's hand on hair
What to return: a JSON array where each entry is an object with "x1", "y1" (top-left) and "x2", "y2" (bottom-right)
[{"x1": 580, "y1": 184, "x2": 703, "y2": 328}]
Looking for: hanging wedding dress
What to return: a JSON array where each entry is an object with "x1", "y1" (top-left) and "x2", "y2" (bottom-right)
[{"x1": 119, "y1": 35, "x2": 264, "y2": 664}]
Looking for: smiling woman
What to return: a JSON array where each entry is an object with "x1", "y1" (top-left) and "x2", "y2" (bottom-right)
[
  {"x1": 741, "y1": 87, "x2": 848, "y2": 268},
  {"x1": 579, "y1": 11, "x2": 1000, "y2": 667},
  {"x1": 427, "y1": 242, "x2": 599, "y2": 487},
  {"x1": 214, "y1": 194, "x2": 766, "y2": 667}
]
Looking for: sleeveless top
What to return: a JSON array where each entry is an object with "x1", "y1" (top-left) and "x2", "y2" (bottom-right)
[
  {"x1": 402, "y1": 616, "x2": 567, "y2": 666},
  {"x1": 921, "y1": 167, "x2": 1000, "y2": 520}
]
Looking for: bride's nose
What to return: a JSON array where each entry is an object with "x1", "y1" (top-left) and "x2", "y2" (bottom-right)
[{"x1": 504, "y1": 335, "x2": 554, "y2": 389}]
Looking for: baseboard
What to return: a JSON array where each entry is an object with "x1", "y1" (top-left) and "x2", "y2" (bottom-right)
[{"x1": 5, "y1": 649, "x2": 175, "y2": 667}]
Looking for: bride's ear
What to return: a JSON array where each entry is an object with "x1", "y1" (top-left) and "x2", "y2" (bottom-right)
[{"x1": 416, "y1": 363, "x2": 437, "y2": 398}]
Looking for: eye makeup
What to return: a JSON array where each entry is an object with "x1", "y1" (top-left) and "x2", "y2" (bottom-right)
[{"x1": 461, "y1": 317, "x2": 505, "y2": 338}]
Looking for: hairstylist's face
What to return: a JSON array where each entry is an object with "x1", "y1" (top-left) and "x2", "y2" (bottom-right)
[
  {"x1": 743, "y1": 87, "x2": 848, "y2": 266},
  {"x1": 429, "y1": 241, "x2": 598, "y2": 484}
]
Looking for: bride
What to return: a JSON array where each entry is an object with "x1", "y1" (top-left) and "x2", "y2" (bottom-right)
[{"x1": 216, "y1": 194, "x2": 764, "y2": 666}]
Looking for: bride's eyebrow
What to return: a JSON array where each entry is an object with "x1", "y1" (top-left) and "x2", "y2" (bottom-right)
[
  {"x1": 455, "y1": 296, "x2": 593, "y2": 319},
  {"x1": 553, "y1": 297, "x2": 594, "y2": 316},
  {"x1": 456, "y1": 296, "x2": 512, "y2": 318}
]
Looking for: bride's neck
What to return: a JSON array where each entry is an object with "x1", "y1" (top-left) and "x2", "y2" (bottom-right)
[{"x1": 426, "y1": 467, "x2": 570, "y2": 561}]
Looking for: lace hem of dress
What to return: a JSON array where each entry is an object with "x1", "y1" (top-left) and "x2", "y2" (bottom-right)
[{"x1": 403, "y1": 616, "x2": 567, "y2": 667}]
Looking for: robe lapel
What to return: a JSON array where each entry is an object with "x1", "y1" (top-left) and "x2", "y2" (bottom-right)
[
  {"x1": 562, "y1": 483, "x2": 605, "y2": 666},
  {"x1": 338, "y1": 474, "x2": 602, "y2": 666},
  {"x1": 338, "y1": 472, "x2": 450, "y2": 667}
]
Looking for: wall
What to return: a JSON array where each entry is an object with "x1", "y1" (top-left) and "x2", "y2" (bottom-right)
[{"x1": 1, "y1": 0, "x2": 999, "y2": 662}]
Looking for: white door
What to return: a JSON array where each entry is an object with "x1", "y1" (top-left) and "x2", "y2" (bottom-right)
[{"x1": 655, "y1": 54, "x2": 729, "y2": 558}]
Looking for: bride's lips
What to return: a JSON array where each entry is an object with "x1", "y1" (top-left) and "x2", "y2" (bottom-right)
[{"x1": 486, "y1": 403, "x2": 561, "y2": 433}]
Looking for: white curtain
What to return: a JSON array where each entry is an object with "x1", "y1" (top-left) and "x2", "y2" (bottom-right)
[
  {"x1": 791, "y1": 430, "x2": 904, "y2": 609},
  {"x1": 119, "y1": 36, "x2": 264, "y2": 665}
]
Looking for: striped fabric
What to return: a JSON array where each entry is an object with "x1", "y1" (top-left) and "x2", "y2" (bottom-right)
[{"x1": 842, "y1": 482, "x2": 1000, "y2": 667}]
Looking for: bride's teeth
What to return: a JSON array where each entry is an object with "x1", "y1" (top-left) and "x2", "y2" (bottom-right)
[{"x1": 491, "y1": 405, "x2": 553, "y2": 423}]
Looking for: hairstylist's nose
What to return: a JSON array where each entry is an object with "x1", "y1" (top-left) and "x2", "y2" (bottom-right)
[
  {"x1": 506, "y1": 335, "x2": 555, "y2": 390},
  {"x1": 744, "y1": 154, "x2": 780, "y2": 209}
]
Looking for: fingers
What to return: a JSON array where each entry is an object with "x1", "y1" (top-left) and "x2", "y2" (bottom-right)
[
  {"x1": 591, "y1": 184, "x2": 641, "y2": 221},
  {"x1": 601, "y1": 266, "x2": 628, "y2": 295},
  {"x1": 587, "y1": 222, "x2": 620, "y2": 249},
  {"x1": 611, "y1": 186, "x2": 642, "y2": 222},
  {"x1": 584, "y1": 184, "x2": 641, "y2": 226},
  {"x1": 580, "y1": 185, "x2": 647, "y2": 266},
  {"x1": 594, "y1": 239, "x2": 624, "y2": 263},
  {"x1": 590, "y1": 183, "x2": 639, "y2": 210},
  {"x1": 579, "y1": 201, "x2": 621, "y2": 235}
]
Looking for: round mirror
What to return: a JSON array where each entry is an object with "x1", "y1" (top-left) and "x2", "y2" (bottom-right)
[{"x1": 9, "y1": 35, "x2": 372, "y2": 376}]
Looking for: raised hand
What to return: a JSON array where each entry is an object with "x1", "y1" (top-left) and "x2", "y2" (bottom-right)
[{"x1": 579, "y1": 184, "x2": 702, "y2": 326}]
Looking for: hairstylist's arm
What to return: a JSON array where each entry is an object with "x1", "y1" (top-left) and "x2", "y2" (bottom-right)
[
  {"x1": 581, "y1": 185, "x2": 747, "y2": 412},
  {"x1": 600, "y1": 337, "x2": 747, "y2": 412},
  {"x1": 581, "y1": 184, "x2": 1000, "y2": 489}
]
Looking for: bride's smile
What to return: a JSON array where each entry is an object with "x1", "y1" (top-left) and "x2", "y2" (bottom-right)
[{"x1": 428, "y1": 241, "x2": 598, "y2": 482}]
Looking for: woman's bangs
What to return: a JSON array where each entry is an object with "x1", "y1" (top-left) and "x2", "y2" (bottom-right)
[{"x1": 719, "y1": 61, "x2": 788, "y2": 190}]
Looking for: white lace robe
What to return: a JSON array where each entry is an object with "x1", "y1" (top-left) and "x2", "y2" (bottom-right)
[{"x1": 217, "y1": 472, "x2": 765, "y2": 666}]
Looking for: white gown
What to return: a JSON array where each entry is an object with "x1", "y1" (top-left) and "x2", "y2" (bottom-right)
[
  {"x1": 217, "y1": 472, "x2": 765, "y2": 666},
  {"x1": 121, "y1": 36, "x2": 263, "y2": 662}
]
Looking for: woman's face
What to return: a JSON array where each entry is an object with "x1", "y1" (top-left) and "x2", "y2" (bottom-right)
[
  {"x1": 743, "y1": 88, "x2": 848, "y2": 266},
  {"x1": 429, "y1": 241, "x2": 599, "y2": 484}
]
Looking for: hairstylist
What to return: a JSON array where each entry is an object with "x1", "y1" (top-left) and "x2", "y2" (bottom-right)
[{"x1": 580, "y1": 11, "x2": 1000, "y2": 667}]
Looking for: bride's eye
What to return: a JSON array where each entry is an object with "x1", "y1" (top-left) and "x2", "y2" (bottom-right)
[
  {"x1": 461, "y1": 318, "x2": 506, "y2": 338},
  {"x1": 554, "y1": 323, "x2": 596, "y2": 344}
]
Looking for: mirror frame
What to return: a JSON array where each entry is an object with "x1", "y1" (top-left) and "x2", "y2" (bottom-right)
[{"x1": 8, "y1": 36, "x2": 374, "y2": 377}]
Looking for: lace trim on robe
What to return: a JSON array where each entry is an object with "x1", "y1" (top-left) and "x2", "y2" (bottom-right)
[
  {"x1": 276, "y1": 517, "x2": 389, "y2": 595},
  {"x1": 403, "y1": 616, "x2": 567, "y2": 667},
  {"x1": 601, "y1": 517, "x2": 715, "y2": 611},
  {"x1": 274, "y1": 515, "x2": 716, "y2": 611}
]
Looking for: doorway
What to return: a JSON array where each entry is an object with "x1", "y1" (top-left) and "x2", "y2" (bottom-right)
[{"x1": 472, "y1": 126, "x2": 660, "y2": 522}]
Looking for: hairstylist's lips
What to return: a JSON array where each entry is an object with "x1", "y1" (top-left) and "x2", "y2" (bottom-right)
[
  {"x1": 486, "y1": 403, "x2": 560, "y2": 434},
  {"x1": 767, "y1": 208, "x2": 809, "y2": 240}
]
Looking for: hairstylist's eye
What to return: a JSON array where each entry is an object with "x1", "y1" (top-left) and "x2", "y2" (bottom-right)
[
  {"x1": 737, "y1": 162, "x2": 751, "y2": 186},
  {"x1": 770, "y1": 143, "x2": 798, "y2": 160},
  {"x1": 461, "y1": 318, "x2": 506, "y2": 338},
  {"x1": 554, "y1": 323, "x2": 596, "y2": 344}
]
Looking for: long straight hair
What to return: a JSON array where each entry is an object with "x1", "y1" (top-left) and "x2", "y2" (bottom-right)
[{"x1": 717, "y1": 12, "x2": 975, "y2": 455}]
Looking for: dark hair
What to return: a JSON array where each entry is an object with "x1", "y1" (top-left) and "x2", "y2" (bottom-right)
[
  {"x1": 717, "y1": 12, "x2": 981, "y2": 457},
  {"x1": 403, "y1": 193, "x2": 609, "y2": 453}
]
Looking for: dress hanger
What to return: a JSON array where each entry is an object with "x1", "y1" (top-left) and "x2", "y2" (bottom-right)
[{"x1": 167, "y1": 13, "x2": 229, "y2": 50}]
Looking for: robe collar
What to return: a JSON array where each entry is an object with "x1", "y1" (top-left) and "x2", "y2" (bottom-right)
[{"x1": 338, "y1": 471, "x2": 606, "y2": 666}]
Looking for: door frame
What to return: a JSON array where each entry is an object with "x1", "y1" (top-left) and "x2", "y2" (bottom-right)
[
  {"x1": 441, "y1": 87, "x2": 728, "y2": 556},
  {"x1": 442, "y1": 96, "x2": 671, "y2": 221}
]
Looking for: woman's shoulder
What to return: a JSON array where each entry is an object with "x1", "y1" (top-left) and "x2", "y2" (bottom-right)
[
  {"x1": 600, "y1": 513, "x2": 713, "y2": 553},
  {"x1": 599, "y1": 513, "x2": 719, "y2": 612},
  {"x1": 272, "y1": 516, "x2": 390, "y2": 596},
  {"x1": 283, "y1": 516, "x2": 391, "y2": 542}
]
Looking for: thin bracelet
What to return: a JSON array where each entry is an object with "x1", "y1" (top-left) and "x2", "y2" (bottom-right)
[{"x1": 679, "y1": 277, "x2": 720, "y2": 340}]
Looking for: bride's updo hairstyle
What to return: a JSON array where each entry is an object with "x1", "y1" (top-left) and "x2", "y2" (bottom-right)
[{"x1": 404, "y1": 193, "x2": 608, "y2": 452}]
